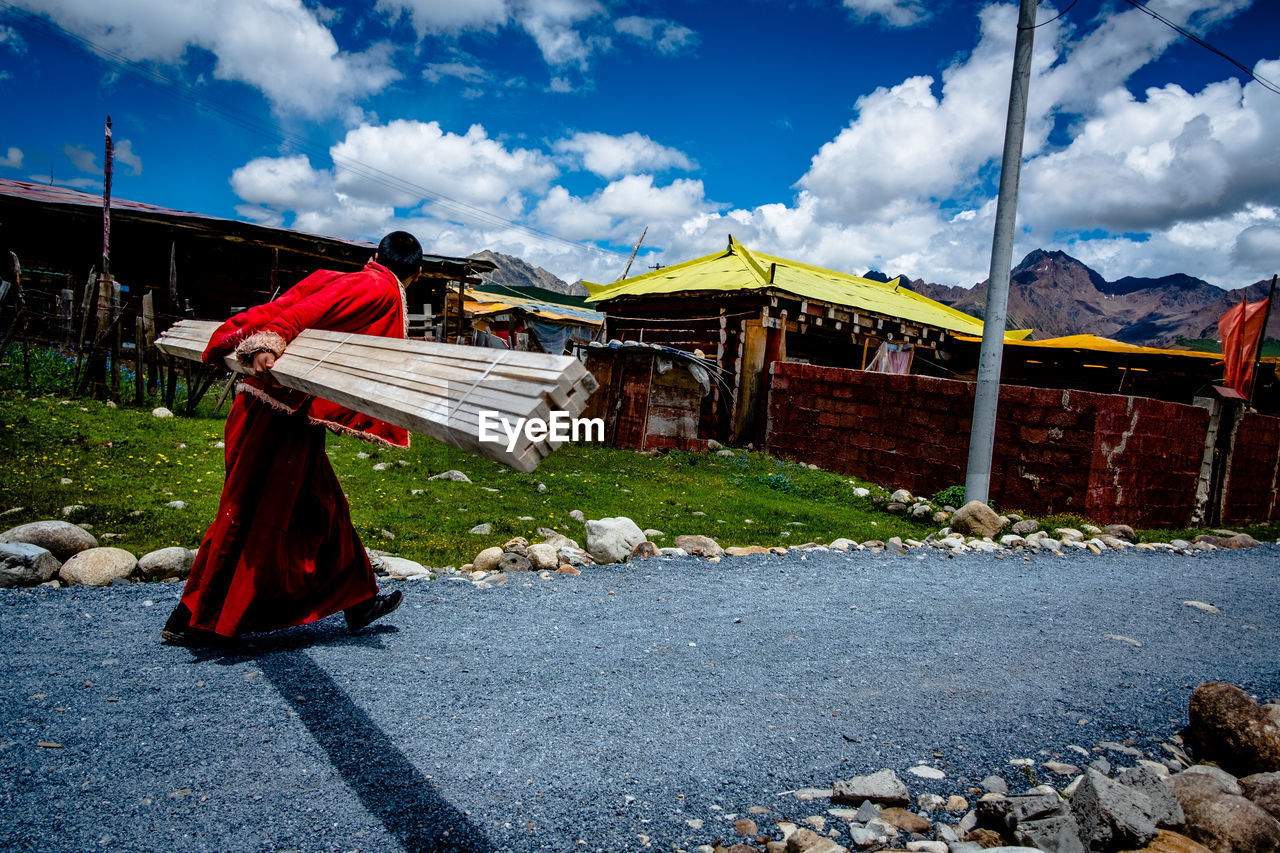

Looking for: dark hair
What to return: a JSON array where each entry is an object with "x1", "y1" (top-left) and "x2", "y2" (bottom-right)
[{"x1": 376, "y1": 231, "x2": 424, "y2": 279}]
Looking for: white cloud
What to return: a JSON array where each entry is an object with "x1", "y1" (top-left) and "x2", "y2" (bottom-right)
[
  {"x1": 0, "y1": 147, "x2": 21, "y2": 168},
  {"x1": 840, "y1": 0, "x2": 930, "y2": 28},
  {"x1": 422, "y1": 61, "x2": 489, "y2": 84},
  {"x1": 230, "y1": 120, "x2": 559, "y2": 242},
  {"x1": 534, "y1": 175, "x2": 712, "y2": 243},
  {"x1": 613, "y1": 16, "x2": 697, "y2": 54},
  {"x1": 554, "y1": 132, "x2": 695, "y2": 178},
  {"x1": 376, "y1": 0, "x2": 508, "y2": 34},
  {"x1": 223, "y1": 0, "x2": 1276, "y2": 291},
  {"x1": 0, "y1": 24, "x2": 26, "y2": 52},
  {"x1": 114, "y1": 139, "x2": 142, "y2": 175},
  {"x1": 330, "y1": 120, "x2": 557, "y2": 217},
  {"x1": 11, "y1": 0, "x2": 400, "y2": 118},
  {"x1": 64, "y1": 144, "x2": 97, "y2": 174},
  {"x1": 515, "y1": 0, "x2": 607, "y2": 68}
]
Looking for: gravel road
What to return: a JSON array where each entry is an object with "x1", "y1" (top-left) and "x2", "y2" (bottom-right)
[{"x1": 2, "y1": 545, "x2": 1278, "y2": 852}]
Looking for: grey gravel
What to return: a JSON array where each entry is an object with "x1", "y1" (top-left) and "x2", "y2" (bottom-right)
[{"x1": 1, "y1": 545, "x2": 1278, "y2": 852}]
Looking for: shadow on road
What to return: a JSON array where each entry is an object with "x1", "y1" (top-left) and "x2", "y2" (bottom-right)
[{"x1": 252, "y1": 647, "x2": 494, "y2": 853}]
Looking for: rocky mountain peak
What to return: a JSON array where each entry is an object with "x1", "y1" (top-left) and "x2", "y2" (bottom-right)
[{"x1": 469, "y1": 250, "x2": 587, "y2": 297}]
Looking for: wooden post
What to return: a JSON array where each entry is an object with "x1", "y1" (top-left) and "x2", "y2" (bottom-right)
[
  {"x1": 142, "y1": 291, "x2": 158, "y2": 392},
  {"x1": 1248, "y1": 274, "x2": 1277, "y2": 408},
  {"x1": 135, "y1": 316, "x2": 146, "y2": 405},
  {"x1": 456, "y1": 277, "x2": 465, "y2": 344},
  {"x1": 110, "y1": 314, "x2": 121, "y2": 400}
]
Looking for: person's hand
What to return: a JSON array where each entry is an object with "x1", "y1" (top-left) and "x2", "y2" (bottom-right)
[{"x1": 252, "y1": 350, "x2": 278, "y2": 384}]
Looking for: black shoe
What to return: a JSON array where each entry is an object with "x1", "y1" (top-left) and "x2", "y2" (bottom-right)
[
  {"x1": 344, "y1": 590, "x2": 403, "y2": 633},
  {"x1": 161, "y1": 627, "x2": 226, "y2": 647},
  {"x1": 160, "y1": 602, "x2": 230, "y2": 647}
]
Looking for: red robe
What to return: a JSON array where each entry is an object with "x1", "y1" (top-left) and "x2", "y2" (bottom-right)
[{"x1": 178, "y1": 261, "x2": 408, "y2": 637}]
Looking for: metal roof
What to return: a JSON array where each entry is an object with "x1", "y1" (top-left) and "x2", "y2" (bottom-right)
[{"x1": 584, "y1": 235, "x2": 996, "y2": 338}]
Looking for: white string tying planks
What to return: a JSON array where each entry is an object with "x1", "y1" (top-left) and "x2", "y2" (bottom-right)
[{"x1": 154, "y1": 319, "x2": 599, "y2": 472}]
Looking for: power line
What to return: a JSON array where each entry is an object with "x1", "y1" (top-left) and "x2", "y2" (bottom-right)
[
  {"x1": 1120, "y1": 0, "x2": 1280, "y2": 96},
  {"x1": 0, "y1": 0, "x2": 626, "y2": 260}
]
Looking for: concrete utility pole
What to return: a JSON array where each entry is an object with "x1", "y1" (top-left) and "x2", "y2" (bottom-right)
[{"x1": 964, "y1": 0, "x2": 1038, "y2": 504}]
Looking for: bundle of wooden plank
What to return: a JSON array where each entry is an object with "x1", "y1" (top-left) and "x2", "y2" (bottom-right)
[{"x1": 155, "y1": 319, "x2": 599, "y2": 472}]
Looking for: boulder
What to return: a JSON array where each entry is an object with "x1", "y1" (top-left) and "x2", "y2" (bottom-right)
[
  {"x1": 498, "y1": 553, "x2": 532, "y2": 572},
  {"x1": 1187, "y1": 682, "x2": 1280, "y2": 775},
  {"x1": 525, "y1": 543, "x2": 559, "y2": 571},
  {"x1": 1104, "y1": 524, "x2": 1137, "y2": 543},
  {"x1": 59, "y1": 547, "x2": 137, "y2": 586},
  {"x1": 725, "y1": 545, "x2": 771, "y2": 556},
  {"x1": 381, "y1": 556, "x2": 431, "y2": 580},
  {"x1": 1118, "y1": 764, "x2": 1186, "y2": 828},
  {"x1": 1240, "y1": 773, "x2": 1280, "y2": 821},
  {"x1": 1116, "y1": 829, "x2": 1215, "y2": 852},
  {"x1": 890, "y1": 489, "x2": 913, "y2": 503},
  {"x1": 135, "y1": 546, "x2": 195, "y2": 581},
  {"x1": 0, "y1": 520, "x2": 98, "y2": 562},
  {"x1": 584, "y1": 517, "x2": 646, "y2": 564},
  {"x1": 672, "y1": 534, "x2": 723, "y2": 557},
  {"x1": 1014, "y1": 813, "x2": 1087, "y2": 853},
  {"x1": 1012, "y1": 519, "x2": 1040, "y2": 535},
  {"x1": 472, "y1": 547, "x2": 504, "y2": 573},
  {"x1": 630, "y1": 541, "x2": 659, "y2": 560},
  {"x1": 1193, "y1": 534, "x2": 1259, "y2": 550},
  {"x1": 784, "y1": 827, "x2": 847, "y2": 853},
  {"x1": 1070, "y1": 768, "x2": 1159, "y2": 851},
  {"x1": 0, "y1": 543, "x2": 61, "y2": 588},
  {"x1": 950, "y1": 501, "x2": 1003, "y2": 539},
  {"x1": 1169, "y1": 769, "x2": 1280, "y2": 853},
  {"x1": 832, "y1": 769, "x2": 908, "y2": 806}
]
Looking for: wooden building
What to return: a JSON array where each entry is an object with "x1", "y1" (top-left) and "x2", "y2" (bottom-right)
[
  {"x1": 583, "y1": 236, "x2": 998, "y2": 444},
  {"x1": 0, "y1": 177, "x2": 493, "y2": 342}
]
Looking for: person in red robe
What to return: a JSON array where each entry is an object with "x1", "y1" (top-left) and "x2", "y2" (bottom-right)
[{"x1": 162, "y1": 231, "x2": 423, "y2": 646}]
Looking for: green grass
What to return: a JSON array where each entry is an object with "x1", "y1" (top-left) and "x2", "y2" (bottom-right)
[
  {"x1": 0, "y1": 361, "x2": 935, "y2": 567},
  {"x1": 2, "y1": 349, "x2": 1276, "y2": 567}
]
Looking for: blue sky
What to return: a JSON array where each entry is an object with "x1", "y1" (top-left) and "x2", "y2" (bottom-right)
[{"x1": 1, "y1": 0, "x2": 1278, "y2": 291}]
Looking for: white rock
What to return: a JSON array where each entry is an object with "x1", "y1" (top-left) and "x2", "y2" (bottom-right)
[
  {"x1": 852, "y1": 487, "x2": 870, "y2": 498},
  {"x1": 151, "y1": 407, "x2": 173, "y2": 418},
  {"x1": 526, "y1": 543, "x2": 558, "y2": 571},
  {"x1": 828, "y1": 538, "x2": 855, "y2": 551},
  {"x1": 0, "y1": 543, "x2": 60, "y2": 588},
  {"x1": 59, "y1": 547, "x2": 137, "y2": 586},
  {"x1": 1182, "y1": 600, "x2": 1219, "y2": 613},
  {"x1": 584, "y1": 516, "x2": 646, "y2": 564},
  {"x1": 136, "y1": 546, "x2": 195, "y2": 581},
  {"x1": 890, "y1": 489, "x2": 913, "y2": 503},
  {"x1": 473, "y1": 547, "x2": 503, "y2": 573},
  {"x1": 429, "y1": 470, "x2": 471, "y2": 482},
  {"x1": 570, "y1": 510, "x2": 585, "y2": 522},
  {"x1": 907, "y1": 764, "x2": 946, "y2": 780},
  {"x1": 166, "y1": 500, "x2": 187, "y2": 510},
  {"x1": 382, "y1": 556, "x2": 431, "y2": 580},
  {"x1": 372, "y1": 462, "x2": 392, "y2": 471}
]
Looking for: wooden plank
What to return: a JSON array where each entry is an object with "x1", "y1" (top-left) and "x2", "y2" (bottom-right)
[{"x1": 155, "y1": 320, "x2": 595, "y2": 471}]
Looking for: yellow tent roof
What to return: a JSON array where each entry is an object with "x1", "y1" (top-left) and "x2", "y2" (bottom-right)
[
  {"x1": 584, "y1": 236, "x2": 1006, "y2": 338},
  {"x1": 464, "y1": 287, "x2": 603, "y2": 327},
  {"x1": 952, "y1": 333, "x2": 1224, "y2": 360}
]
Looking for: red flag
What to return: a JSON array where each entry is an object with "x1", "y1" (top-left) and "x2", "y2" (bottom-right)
[{"x1": 1218, "y1": 296, "x2": 1270, "y2": 397}]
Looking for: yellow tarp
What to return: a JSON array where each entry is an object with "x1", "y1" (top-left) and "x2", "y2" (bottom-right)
[
  {"x1": 463, "y1": 287, "x2": 603, "y2": 327},
  {"x1": 584, "y1": 236, "x2": 1012, "y2": 338},
  {"x1": 952, "y1": 333, "x2": 1224, "y2": 360}
]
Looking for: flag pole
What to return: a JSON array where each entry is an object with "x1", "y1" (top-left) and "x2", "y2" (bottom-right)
[
  {"x1": 964, "y1": 0, "x2": 1038, "y2": 503},
  {"x1": 1247, "y1": 273, "x2": 1277, "y2": 407}
]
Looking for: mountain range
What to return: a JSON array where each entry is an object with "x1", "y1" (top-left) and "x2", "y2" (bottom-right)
[
  {"x1": 473, "y1": 248, "x2": 1275, "y2": 347},
  {"x1": 883, "y1": 249, "x2": 1277, "y2": 347}
]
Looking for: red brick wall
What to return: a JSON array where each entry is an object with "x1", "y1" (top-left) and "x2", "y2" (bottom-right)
[
  {"x1": 1222, "y1": 413, "x2": 1280, "y2": 524},
  {"x1": 765, "y1": 363, "x2": 1210, "y2": 527}
]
